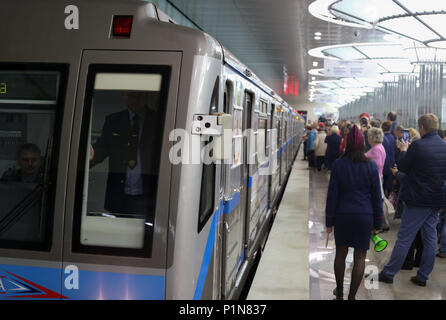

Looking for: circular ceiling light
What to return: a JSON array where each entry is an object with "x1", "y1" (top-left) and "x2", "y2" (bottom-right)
[
  {"x1": 308, "y1": 0, "x2": 371, "y2": 29},
  {"x1": 426, "y1": 40, "x2": 446, "y2": 49},
  {"x1": 310, "y1": 0, "x2": 446, "y2": 49}
]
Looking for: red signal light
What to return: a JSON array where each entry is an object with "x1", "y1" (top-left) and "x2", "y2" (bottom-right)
[{"x1": 112, "y1": 16, "x2": 133, "y2": 37}]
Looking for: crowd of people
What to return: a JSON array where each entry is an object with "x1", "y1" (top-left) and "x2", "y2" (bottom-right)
[{"x1": 303, "y1": 112, "x2": 446, "y2": 300}]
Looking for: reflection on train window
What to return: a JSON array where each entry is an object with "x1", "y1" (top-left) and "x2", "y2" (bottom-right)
[
  {"x1": 0, "y1": 65, "x2": 67, "y2": 251},
  {"x1": 74, "y1": 65, "x2": 170, "y2": 257}
]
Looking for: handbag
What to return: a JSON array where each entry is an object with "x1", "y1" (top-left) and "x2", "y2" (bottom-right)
[
  {"x1": 381, "y1": 196, "x2": 395, "y2": 230},
  {"x1": 388, "y1": 190, "x2": 398, "y2": 209}
]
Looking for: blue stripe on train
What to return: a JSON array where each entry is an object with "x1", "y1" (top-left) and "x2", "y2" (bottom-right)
[
  {"x1": 0, "y1": 264, "x2": 165, "y2": 300},
  {"x1": 193, "y1": 190, "x2": 242, "y2": 299},
  {"x1": 193, "y1": 200, "x2": 224, "y2": 300}
]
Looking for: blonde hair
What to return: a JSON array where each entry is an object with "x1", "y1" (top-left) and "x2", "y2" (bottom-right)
[
  {"x1": 367, "y1": 127, "x2": 384, "y2": 144},
  {"x1": 408, "y1": 128, "x2": 420, "y2": 141},
  {"x1": 330, "y1": 125, "x2": 339, "y2": 135}
]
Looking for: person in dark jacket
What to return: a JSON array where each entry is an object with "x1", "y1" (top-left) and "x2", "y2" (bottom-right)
[
  {"x1": 379, "y1": 114, "x2": 446, "y2": 287},
  {"x1": 324, "y1": 125, "x2": 342, "y2": 171},
  {"x1": 326, "y1": 125, "x2": 382, "y2": 300},
  {"x1": 89, "y1": 91, "x2": 162, "y2": 218},
  {"x1": 387, "y1": 111, "x2": 398, "y2": 138},
  {"x1": 381, "y1": 120, "x2": 396, "y2": 197}
]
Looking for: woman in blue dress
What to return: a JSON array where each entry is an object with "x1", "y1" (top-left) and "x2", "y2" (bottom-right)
[{"x1": 325, "y1": 125, "x2": 383, "y2": 300}]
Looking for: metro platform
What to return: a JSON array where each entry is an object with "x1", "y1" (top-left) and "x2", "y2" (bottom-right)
[{"x1": 247, "y1": 149, "x2": 446, "y2": 300}]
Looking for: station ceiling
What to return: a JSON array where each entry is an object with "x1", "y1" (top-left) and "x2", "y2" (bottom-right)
[{"x1": 169, "y1": 0, "x2": 390, "y2": 107}]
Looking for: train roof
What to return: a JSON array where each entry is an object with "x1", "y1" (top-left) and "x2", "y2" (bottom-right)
[
  {"x1": 2, "y1": 0, "x2": 292, "y2": 111},
  {"x1": 222, "y1": 48, "x2": 289, "y2": 109},
  {"x1": 2, "y1": 0, "x2": 222, "y2": 61}
]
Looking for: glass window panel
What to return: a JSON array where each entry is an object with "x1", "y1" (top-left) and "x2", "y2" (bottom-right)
[
  {"x1": 74, "y1": 65, "x2": 170, "y2": 257},
  {"x1": 257, "y1": 119, "x2": 267, "y2": 163},
  {"x1": 427, "y1": 40, "x2": 446, "y2": 49},
  {"x1": 379, "y1": 17, "x2": 440, "y2": 42},
  {"x1": 314, "y1": 88, "x2": 333, "y2": 93},
  {"x1": 331, "y1": 0, "x2": 406, "y2": 22},
  {"x1": 339, "y1": 78, "x2": 362, "y2": 88},
  {"x1": 375, "y1": 59, "x2": 413, "y2": 73},
  {"x1": 355, "y1": 45, "x2": 407, "y2": 59},
  {"x1": 356, "y1": 78, "x2": 382, "y2": 88},
  {"x1": 418, "y1": 14, "x2": 446, "y2": 39},
  {"x1": 324, "y1": 47, "x2": 366, "y2": 60},
  {"x1": 399, "y1": 0, "x2": 446, "y2": 13},
  {"x1": 0, "y1": 65, "x2": 67, "y2": 251},
  {"x1": 319, "y1": 81, "x2": 340, "y2": 89},
  {"x1": 198, "y1": 162, "x2": 215, "y2": 231},
  {"x1": 377, "y1": 64, "x2": 389, "y2": 73}
]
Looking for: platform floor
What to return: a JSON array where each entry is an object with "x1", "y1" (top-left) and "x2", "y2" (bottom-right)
[
  {"x1": 247, "y1": 151, "x2": 310, "y2": 299},
  {"x1": 248, "y1": 149, "x2": 446, "y2": 300}
]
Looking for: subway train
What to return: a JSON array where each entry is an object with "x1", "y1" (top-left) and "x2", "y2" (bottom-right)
[{"x1": 0, "y1": 0, "x2": 305, "y2": 299}]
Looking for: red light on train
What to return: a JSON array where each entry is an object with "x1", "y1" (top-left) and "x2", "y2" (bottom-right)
[{"x1": 112, "y1": 16, "x2": 133, "y2": 37}]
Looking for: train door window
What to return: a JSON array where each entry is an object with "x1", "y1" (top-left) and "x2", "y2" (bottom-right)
[
  {"x1": 73, "y1": 65, "x2": 170, "y2": 257},
  {"x1": 198, "y1": 77, "x2": 219, "y2": 233},
  {"x1": 0, "y1": 64, "x2": 67, "y2": 251},
  {"x1": 224, "y1": 81, "x2": 231, "y2": 114},
  {"x1": 270, "y1": 105, "x2": 275, "y2": 153},
  {"x1": 257, "y1": 119, "x2": 267, "y2": 163},
  {"x1": 276, "y1": 119, "x2": 281, "y2": 148}
]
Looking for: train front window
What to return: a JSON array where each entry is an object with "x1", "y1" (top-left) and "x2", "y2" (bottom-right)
[
  {"x1": 73, "y1": 65, "x2": 170, "y2": 258},
  {"x1": 0, "y1": 64, "x2": 67, "y2": 251}
]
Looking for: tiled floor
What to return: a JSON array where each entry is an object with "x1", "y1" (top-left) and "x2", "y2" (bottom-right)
[{"x1": 309, "y1": 166, "x2": 446, "y2": 300}]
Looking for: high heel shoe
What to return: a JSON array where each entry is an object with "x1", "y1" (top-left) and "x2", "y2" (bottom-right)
[{"x1": 333, "y1": 288, "x2": 344, "y2": 300}]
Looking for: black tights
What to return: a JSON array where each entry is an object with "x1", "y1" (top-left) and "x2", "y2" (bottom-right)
[{"x1": 334, "y1": 246, "x2": 367, "y2": 300}]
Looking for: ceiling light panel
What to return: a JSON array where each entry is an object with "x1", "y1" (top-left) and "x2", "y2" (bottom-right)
[
  {"x1": 339, "y1": 78, "x2": 362, "y2": 88},
  {"x1": 418, "y1": 14, "x2": 446, "y2": 39},
  {"x1": 397, "y1": 0, "x2": 446, "y2": 13},
  {"x1": 324, "y1": 47, "x2": 367, "y2": 60},
  {"x1": 330, "y1": 0, "x2": 406, "y2": 22},
  {"x1": 375, "y1": 59, "x2": 413, "y2": 73},
  {"x1": 376, "y1": 64, "x2": 389, "y2": 73},
  {"x1": 355, "y1": 44, "x2": 407, "y2": 58},
  {"x1": 379, "y1": 16, "x2": 440, "y2": 42}
]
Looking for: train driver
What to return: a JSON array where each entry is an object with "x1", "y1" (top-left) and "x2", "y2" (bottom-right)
[{"x1": 88, "y1": 91, "x2": 160, "y2": 219}]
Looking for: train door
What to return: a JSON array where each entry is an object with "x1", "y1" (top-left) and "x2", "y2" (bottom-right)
[
  {"x1": 0, "y1": 63, "x2": 69, "y2": 299},
  {"x1": 241, "y1": 91, "x2": 254, "y2": 272},
  {"x1": 62, "y1": 50, "x2": 181, "y2": 299},
  {"x1": 267, "y1": 104, "x2": 274, "y2": 210},
  {"x1": 282, "y1": 118, "x2": 288, "y2": 179},
  {"x1": 221, "y1": 88, "x2": 252, "y2": 299}
]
